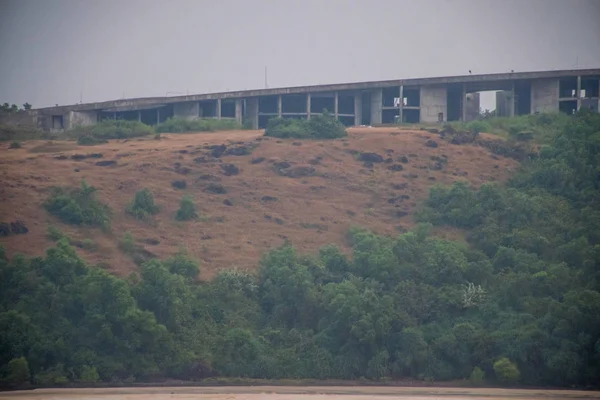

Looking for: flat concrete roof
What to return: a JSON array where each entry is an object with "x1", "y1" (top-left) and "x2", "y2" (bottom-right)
[{"x1": 38, "y1": 68, "x2": 600, "y2": 114}]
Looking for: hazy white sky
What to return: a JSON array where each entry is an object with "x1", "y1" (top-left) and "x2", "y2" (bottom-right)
[{"x1": 1, "y1": 0, "x2": 599, "y2": 110}]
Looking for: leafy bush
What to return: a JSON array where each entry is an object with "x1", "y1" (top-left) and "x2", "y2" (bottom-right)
[
  {"x1": 265, "y1": 111, "x2": 347, "y2": 139},
  {"x1": 47, "y1": 225, "x2": 65, "y2": 241},
  {"x1": 119, "y1": 231, "x2": 136, "y2": 254},
  {"x1": 493, "y1": 357, "x2": 520, "y2": 384},
  {"x1": 126, "y1": 188, "x2": 159, "y2": 221},
  {"x1": 44, "y1": 180, "x2": 111, "y2": 229},
  {"x1": 2, "y1": 357, "x2": 30, "y2": 386},
  {"x1": 0, "y1": 124, "x2": 43, "y2": 141},
  {"x1": 156, "y1": 117, "x2": 240, "y2": 133},
  {"x1": 175, "y1": 195, "x2": 198, "y2": 221},
  {"x1": 80, "y1": 238, "x2": 97, "y2": 251},
  {"x1": 68, "y1": 120, "x2": 154, "y2": 142},
  {"x1": 78, "y1": 365, "x2": 99, "y2": 383},
  {"x1": 465, "y1": 120, "x2": 491, "y2": 135},
  {"x1": 469, "y1": 366, "x2": 485, "y2": 385},
  {"x1": 9, "y1": 140, "x2": 21, "y2": 149},
  {"x1": 164, "y1": 250, "x2": 200, "y2": 279}
]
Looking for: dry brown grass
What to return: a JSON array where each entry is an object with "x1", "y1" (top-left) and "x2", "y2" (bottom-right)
[{"x1": 0, "y1": 127, "x2": 518, "y2": 279}]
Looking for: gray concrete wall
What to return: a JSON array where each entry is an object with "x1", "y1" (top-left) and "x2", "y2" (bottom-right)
[
  {"x1": 531, "y1": 79, "x2": 559, "y2": 113},
  {"x1": 246, "y1": 97, "x2": 259, "y2": 129},
  {"x1": 65, "y1": 110, "x2": 98, "y2": 129},
  {"x1": 496, "y1": 91, "x2": 512, "y2": 117},
  {"x1": 465, "y1": 93, "x2": 481, "y2": 121},
  {"x1": 420, "y1": 86, "x2": 447, "y2": 123},
  {"x1": 370, "y1": 88, "x2": 382, "y2": 125},
  {"x1": 0, "y1": 110, "x2": 39, "y2": 128},
  {"x1": 173, "y1": 102, "x2": 199, "y2": 120}
]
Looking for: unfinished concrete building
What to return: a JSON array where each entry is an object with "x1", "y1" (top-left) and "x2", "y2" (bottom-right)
[{"x1": 3, "y1": 69, "x2": 599, "y2": 131}]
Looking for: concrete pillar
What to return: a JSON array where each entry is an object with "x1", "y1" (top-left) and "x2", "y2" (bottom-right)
[
  {"x1": 277, "y1": 95, "x2": 282, "y2": 118},
  {"x1": 509, "y1": 82, "x2": 515, "y2": 117},
  {"x1": 156, "y1": 109, "x2": 160, "y2": 124},
  {"x1": 306, "y1": 94, "x2": 311, "y2": 120},
  {"x1": 399, "y1": 85, "x2": 404, "y2": 123},
  {"x1": 334, "y1": 91, "x2": 339, "y2": 119},
  {"x1": 246, "y1": 97, "x2": 259, "y2": 130},
  {"x1": 138, "y1": 111, "x2": 141, "y2": 122},
  {"x1": 216, "y1": 99, "x2": 222, "y2": 120},
  {"x1": 235, "y1": 99, "x2": 243, "y2": 125},
  {"x1": 113, "y1": 112, "x2": 117, "y2": 120},
  {"x1": 354, "y1": 93, "x2": 362, "y2": 126},
  {"x1": 370, "y1": 88, "x2": 383, "y2": 125},
  {"x1": 577, "y1": 76, "x2": 582, "y2": 110},
  {"x1": 461, "y1": 84, "x2": 467, "y2": 122}
]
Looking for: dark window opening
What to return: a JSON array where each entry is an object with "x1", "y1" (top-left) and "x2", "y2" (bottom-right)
[
  {"x1": 403, "y1": 88, "x2": 420, "y2": 107},
  {"x1": 339, "y1": 116, "x2": 354, "y2": 126},
  {"x1": 404, "y1": 109, "x2": 420, "y2": 123},
  {"x1": 581, "y1": 78, "x2": 600, "y2": 98},
  {"x1": 559, "y1": 100, "x2": 577, "y2": 115},
  {"x1": 382, "y1": 109, "x2": 399, "y2": 124},
  {"x1": 259, "y1": 96, "x2": 278, "y2": 114},
  {"x1": 141, "y1": 109, "x2": 159, "y2": 125},
  {"x1": 310, "y1": 96, "x2": 334, "y2": 114},
  {"x1": 199, "y1": 101, "x2": 217, "y2": 118},
  {"x1": 282, "y1": 94, "x2": 306, "y2": 114},
  {"x1": 382, "y1": 86, "x2": 400, "y2": 107},
  {"x1": 52, "y1": 115, "x2": 64, "y2": 130},
  {"x1": 221, "y1": 101, "x2": 235, "y2": 118},
  {"x1": 338, "y1": 93, "x2": 355, "y2": 115},
  {"x1": 559, "y1": 77, "x2": 577, "y2": 98}
]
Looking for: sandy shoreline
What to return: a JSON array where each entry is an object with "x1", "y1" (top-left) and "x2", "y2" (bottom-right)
[{"x1": 2, "y1": 386, "x2": 600, "y2": 399}]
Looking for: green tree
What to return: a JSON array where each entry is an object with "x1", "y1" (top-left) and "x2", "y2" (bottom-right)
[
  {"x1": 494, "y1": 357, "x2": 520, "y2": 384},
  {"x1": 3, "y1": 357, "x2": 30, "y2": 386}
]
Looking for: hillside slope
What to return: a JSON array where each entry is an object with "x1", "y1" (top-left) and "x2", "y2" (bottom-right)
[{"x1": 0, "y1": 127, "x2": 518, "y2": 278}]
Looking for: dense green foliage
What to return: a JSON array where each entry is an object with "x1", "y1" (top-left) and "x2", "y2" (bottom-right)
[
  {"x1": 447, "y1": 112, "x2": 571, "y2": 142},
  {"x1": 126, "y1": 188, "x2": 159, "y2": 221},
  {"x1": 175, "y1": 195, "x2": 198, "y2": 221},
  {"x1": 155, "y1": 117, "x2": 240, "y2": 133},
  {"x1": 68, "y1": 120, "x2": 154, "y2": 144},
  {"x1": 44, "y1": 180, "x2": 111, "y2": 230},
  {"x1": 1, "y1": 111, "x2": 599, "y2": 388},
  {"x1": 264, "y1": 111, "x2": 347, "y2": 139}
]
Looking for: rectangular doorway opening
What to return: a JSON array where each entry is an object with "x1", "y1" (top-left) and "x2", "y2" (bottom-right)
[
  {"x1": 52, "y1": 115, "x2": 64, "y2": 130},
  {"x1": 382, "y1": 109, "x2": 399, "y2": 124},
  {"x1": 559, "y1": 100, "x2": 577, "y2": 115},
  {"x1": 404, "y1": 109, "x2": 420, "y2": 123},
  {"x1": 447, "y1": 86, "x2": 462, "y2": 121}
]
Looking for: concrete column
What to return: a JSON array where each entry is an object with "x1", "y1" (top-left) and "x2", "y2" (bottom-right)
[
  {"x1": 577, "y1": 76, "x2": 582, "y2": 110},
  {"x1": 156, "y1": 109, "x2": 160, "y2": 124},
  {"x1": 398, "y1": 85, "x2": 404, "y2": 123},
  {"x1": 306, "y1": 94, "x2": 311, "y2": 120},
  {"x1": 246, "y1": 97, "x2": 259, "y2": 130},
  {"x1": 235, "y1": 99, "x2": 243, "y2": 125},
  {"x1": 138, "y1": 111, "x2": 141, "y2": 122},
  {"x1": 370, "y1": 88, "x2": 383, "y2": 125},
  {"x1": 216, "y1": 99, "x2": 222, "y2": 120},
  {"x1": 509, "y1": 82, "x2": 515, "y2": 117},
  {"x1": 113, "y1": 112, "x2": 117, "y2": 120},
  {"x1": 334, "y1": 91, "x2": 339, "y2": 119},
  {"x1": 173, "y1": 102, "x2": 200, "y2": 121},
  {"x1": 461, "y1": 84, "x2": 467, "y2": 122},
  {"x1": 277, "y1": 95, "x2": 282, "y2": 118},
  {"x1": 354, "y1": 93, "x2": 362, "y2": 126}
]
